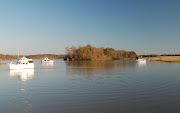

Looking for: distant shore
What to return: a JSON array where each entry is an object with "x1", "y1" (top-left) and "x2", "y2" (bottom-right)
[
  {"x1": 0, "y1": 54, "x2": 65, "y2": 60},
  {"x1": 147, "y1": 56, "x2": 180, "y2": 62}
]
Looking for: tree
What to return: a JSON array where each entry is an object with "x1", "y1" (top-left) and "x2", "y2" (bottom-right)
[{"x1": 65, "y1": 45, "x2": 137, "y2": 61}]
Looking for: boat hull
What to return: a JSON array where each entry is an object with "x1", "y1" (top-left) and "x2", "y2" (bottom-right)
[
  {"x1": 138, "y1": 60, "x2": 146, "y2": 63},
  {"x1": 41, "y1": 60, "x2": 54, "y2": 63},
  {"x1": 9, "y1": 64, "x2": 34, "y2": 70},
  {"x1": 137, "y1": 59, "x2": 147, "y2": 63}
]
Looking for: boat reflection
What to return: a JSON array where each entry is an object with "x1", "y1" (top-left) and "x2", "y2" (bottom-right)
[
  {"x1": 41, "y1": 62, "x2": 54, "y2": 67},
  {"x1": 9, "y1": 69, "x2": 34, "y2": 81},
  {"x1": 9, "y1": 69, "x2": 33, "y2": 112},
  {"x1": 137, "y1": 61, "x2": 147, "y2": 68}
]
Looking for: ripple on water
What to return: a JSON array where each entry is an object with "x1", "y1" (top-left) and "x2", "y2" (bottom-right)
[{"x1": 1, "y1": 60, "x2": 180, "y2": 113}]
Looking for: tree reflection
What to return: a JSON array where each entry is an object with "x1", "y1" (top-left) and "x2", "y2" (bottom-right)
[{"x1": 66, "y1": 60, "x2": 136, "y2": 77}]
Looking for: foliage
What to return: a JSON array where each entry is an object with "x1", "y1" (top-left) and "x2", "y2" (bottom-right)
[
  {"x1": 65, "y1": 45, "x2": 137, "y2": 61},
  {"x1": 161, "y1": 54, "x2": 180, "y2": 56},
  {"x1": 138, "y1": 54, "x2": 159, "y2": 57},
  {"x1": 0, "y1": 54, "x2": 65, "y2": 60},
  {"x1": 0, "y1": 54, "x2": 18, "y2": 60},
  {"x1": 27, "y1": 54, "x2": 65, "y2": 59}
]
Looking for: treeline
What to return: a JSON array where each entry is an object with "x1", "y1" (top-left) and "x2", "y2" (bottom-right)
[
  {"x1": 161, "y1": 54, "x2": 180, "y2": 56},
  {"x1": 27, "y1": 54, "x2": 65, "y2": 59},
  {"x1": 139, "y1": 54, "x2": 180, "y2": 57},
  {"x1": 65, "y1": 45, "x2": 137, "y2": 61},
  {"x1": 138, "y1": 54, "x2": 159, "y2": 57},
  {"x1": 0, "y1": 54, "x2": 65, "y2": 60},
  {"x1": 0, "y1": 54, "x2": 18, "y2": 60}
]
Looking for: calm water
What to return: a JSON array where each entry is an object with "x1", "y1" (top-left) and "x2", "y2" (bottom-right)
[{"x1": 0, "y1": 59, "x2": 180, "y2": 113}]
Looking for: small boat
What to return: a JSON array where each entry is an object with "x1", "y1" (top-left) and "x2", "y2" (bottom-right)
[
  {"x1": 9, "y1": 56, "x2": 34, "y2": 69},
  {"x1": 137, "y1": 58, "x2": 147, "y2": 63},
  {"x1": 41, "y1": 57, "x2": 54, "y2": 63}
]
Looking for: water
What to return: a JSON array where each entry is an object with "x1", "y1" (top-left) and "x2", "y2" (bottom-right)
[{"x1": 0, "y1": 59, "x2": 180, "y2": 113}]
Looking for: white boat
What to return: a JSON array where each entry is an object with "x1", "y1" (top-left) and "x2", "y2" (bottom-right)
[
  {"x1": 41, "y1": 57, "x2": 54, "y2": 63},
  {"x1": 42, "y1": 61, "x2": 54, "y2": 66},
  {"x1": 9, "y1": 56, "x2": 34, "y2": 69},
  {"x1": 137, "y1": 58, "x2": 147, "y2": 63}
]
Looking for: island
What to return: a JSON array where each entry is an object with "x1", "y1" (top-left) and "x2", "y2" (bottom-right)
[{"x1": 64, "y1": 44, "x2": 137, "y2": 61}]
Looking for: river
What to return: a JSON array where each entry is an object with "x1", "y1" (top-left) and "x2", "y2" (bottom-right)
[{"x1": 0, "y1": 59, "x2": 180, "y2": 113}]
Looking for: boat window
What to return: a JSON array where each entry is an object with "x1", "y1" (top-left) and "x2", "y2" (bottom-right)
[{"x1": 28, "y1": 61, "x2": 33, "y2": 63}]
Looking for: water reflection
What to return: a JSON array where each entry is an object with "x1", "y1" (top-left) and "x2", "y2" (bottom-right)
[
  {"x1": 2, "y1": 60, "x2": 180, "y2": 113},
  {"x1": 9, "y1": 69, "x2": 34, "y2": 82},
  {"x1": 42, "y1": 62, "x2": 54, "y2": 67},
  {"x1": 137, "y1": 61, "x2": 147, "y2": 68},
  {"x1": 66, "y1": 60, "x2": 136, "y2": 76}
]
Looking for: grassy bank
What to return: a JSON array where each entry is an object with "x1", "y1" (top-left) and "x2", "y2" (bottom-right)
[{"x1": 147, "y1": 56, "x2": 180, "y2": 62}]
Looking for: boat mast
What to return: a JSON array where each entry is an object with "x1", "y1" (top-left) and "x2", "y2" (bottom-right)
[{"x1": 18, "y1": 48, "x2": 19, "y2": 59}]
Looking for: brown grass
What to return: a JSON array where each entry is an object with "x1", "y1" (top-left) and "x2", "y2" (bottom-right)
[{"x1": 147, "y1": 56, "x2": 180, "y2": 62}]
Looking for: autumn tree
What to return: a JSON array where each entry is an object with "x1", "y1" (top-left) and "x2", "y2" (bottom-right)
[{"x1": 65, "y1": 45, "x2": 137, "y2": 61}]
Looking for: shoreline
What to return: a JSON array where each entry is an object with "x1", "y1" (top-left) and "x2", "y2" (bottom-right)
[{"x1": 147, "y1": 56, "x2": 180, "y2": 62}]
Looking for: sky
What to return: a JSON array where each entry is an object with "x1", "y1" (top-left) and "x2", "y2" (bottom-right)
[{"x1": 0, "y1": 0, "x2": 180, "y2": 55}]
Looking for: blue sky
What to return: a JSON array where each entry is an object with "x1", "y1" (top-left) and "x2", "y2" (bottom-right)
[{"x1": 0, "y1": 0, "x2": 180, "y2": 55}]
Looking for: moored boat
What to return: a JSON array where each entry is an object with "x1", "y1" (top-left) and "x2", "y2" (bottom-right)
[
  {"x1": 41, "y1": 57, "x2": 54, "y2": 63},
  {"x1": 9, "y1": 56, "x2": 34, "y2": 69},
  {"x1": 137, "y1": 57, "x2": 147, "y2": 63}
]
